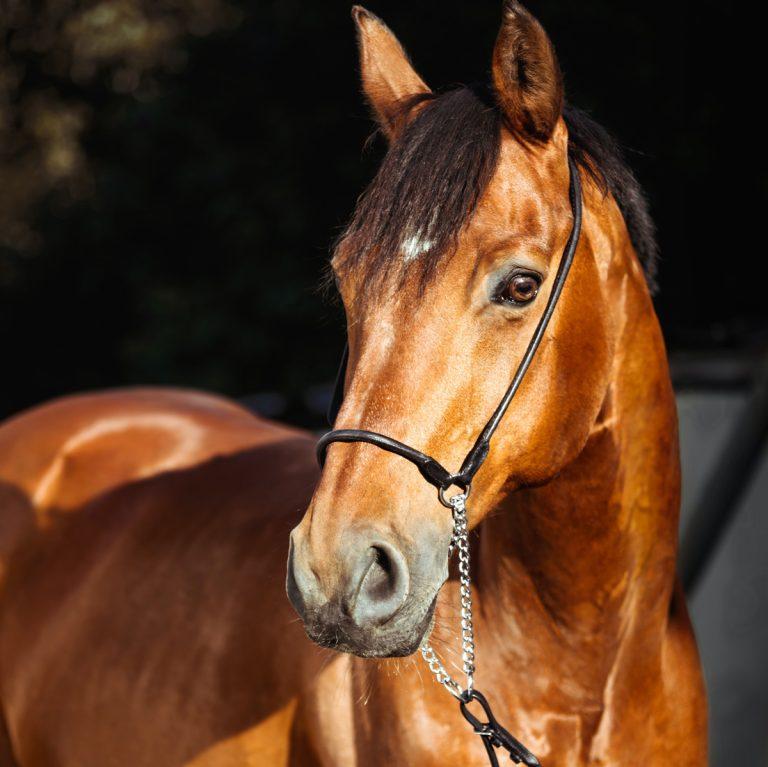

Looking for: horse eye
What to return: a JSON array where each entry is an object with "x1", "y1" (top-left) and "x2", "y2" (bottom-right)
[{"x1": 495, "y1": 271, "x2": 541, "y2": 306}]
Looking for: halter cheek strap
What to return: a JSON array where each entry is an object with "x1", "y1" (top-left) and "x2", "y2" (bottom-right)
[{"x1": 317, "y1": 157, "x2": 582, "y2": 499}]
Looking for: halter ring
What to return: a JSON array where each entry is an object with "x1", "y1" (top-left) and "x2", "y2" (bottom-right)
[{"x1": 438, "y1": 483, "x2": 471, "y2": 509}]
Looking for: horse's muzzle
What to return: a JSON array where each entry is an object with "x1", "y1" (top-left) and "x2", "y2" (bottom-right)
[{"x1": 286, "y1": 525, "x2": 446, "y2": 657}]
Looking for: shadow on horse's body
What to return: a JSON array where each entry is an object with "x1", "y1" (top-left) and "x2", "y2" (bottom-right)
[{"x1": 0, "y1": 389, "x2": 334, "y2": 766}]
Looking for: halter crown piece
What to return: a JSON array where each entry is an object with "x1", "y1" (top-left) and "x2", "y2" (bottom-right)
[{"x1": 317, "y1": 158, "x2": 583, "y2": 767}]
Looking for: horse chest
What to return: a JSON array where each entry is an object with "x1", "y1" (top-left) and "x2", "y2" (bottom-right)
[{"x1": 304, "y1": 661, "x2": 543, "y2": 767}]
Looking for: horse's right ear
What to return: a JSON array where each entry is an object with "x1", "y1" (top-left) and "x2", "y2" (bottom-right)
[{"x1": 352, "y1": 6, "x2": 431, "y2": 140}]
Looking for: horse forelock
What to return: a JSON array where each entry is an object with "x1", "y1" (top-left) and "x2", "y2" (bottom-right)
[{"x1": 332, "y1": 85, "x2": 659, "y2": 300}]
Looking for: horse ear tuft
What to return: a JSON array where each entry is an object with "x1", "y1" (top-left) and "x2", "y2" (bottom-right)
[
  {"x1": 352, "y1": 6, "x2": 431, "y2": 140},
  {"x1": 491, "y1": 0, "x2": 564, "y2": 143}
]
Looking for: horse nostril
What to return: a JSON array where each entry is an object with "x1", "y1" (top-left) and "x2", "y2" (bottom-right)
[
  {"x1": 364, "y1": 548, "x2": 395, "y2": 601},
  {"x1": 351, "y1": 543, "x2": 409, "y2": 628},
  {"x1": 286, "y1": 529, "x2": 325, "y2": 620}
]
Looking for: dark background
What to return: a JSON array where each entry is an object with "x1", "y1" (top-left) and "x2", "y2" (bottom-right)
[{"x1": 1, "y1": 0, "x2": 763, "y2": 424}]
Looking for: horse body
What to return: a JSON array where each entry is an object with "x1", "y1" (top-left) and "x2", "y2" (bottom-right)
[
  {"x1": 0, "y1": 389, "x2": 326, "y2": 766},
  {"x1": 0, "y1": 373, "x2": 705, "y2": 767},
  {"x1": 0, "y1": 2, "x2": 707, "y2": 764}
]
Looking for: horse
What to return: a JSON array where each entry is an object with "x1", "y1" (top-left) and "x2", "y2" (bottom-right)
[{"x1": 0, "y1": 2, "x2": 706, "y2": 765}]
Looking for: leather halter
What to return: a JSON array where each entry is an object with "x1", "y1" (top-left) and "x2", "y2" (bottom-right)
[{"x1": 317, "y1": 157, "x2": 582, "y2": 499}]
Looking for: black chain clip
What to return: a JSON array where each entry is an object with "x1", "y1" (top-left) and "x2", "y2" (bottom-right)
[{"x1": 459, "y1": 689, "x2": 541, "y2": 767}]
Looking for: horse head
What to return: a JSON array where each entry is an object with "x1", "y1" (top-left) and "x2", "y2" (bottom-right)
[{"x1": 288, "y1": 1, "x2": 652, "y2": 658}]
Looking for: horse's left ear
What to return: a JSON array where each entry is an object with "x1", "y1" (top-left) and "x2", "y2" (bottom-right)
[
  {"x1": 352, "y1": 5, "x2": 431, "y2": 140},
  {"x1": 492, "y1": 0, "x2": 564, "y2": 143}
]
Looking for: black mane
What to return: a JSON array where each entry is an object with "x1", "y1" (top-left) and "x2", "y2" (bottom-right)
[
  {"x1": 564, "y1": 104, "x2": 658, "y2": 292},
  {"x1": 335, "y1": 85, "x2": 658, "y2": 294}
]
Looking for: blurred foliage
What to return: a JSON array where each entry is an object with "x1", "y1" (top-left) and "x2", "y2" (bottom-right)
[
  {"x1": 0, "y1": 0, "x2": 361, "y2": 421},
  {"x1": 0, "y1": 0, "x2": 762, "y2": 423},
  {"x1": 1, "y1": 0, "x2": 240, "y2": 250}
]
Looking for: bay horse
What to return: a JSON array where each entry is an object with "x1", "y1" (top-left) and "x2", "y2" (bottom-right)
[{"x1": 0, "y1": 3, "x2": 706, "y2": 765}]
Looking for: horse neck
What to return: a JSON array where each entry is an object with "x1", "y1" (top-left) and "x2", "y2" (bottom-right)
[{"x1": 475, "y1": 244, "x2": 680, "y2": 696}]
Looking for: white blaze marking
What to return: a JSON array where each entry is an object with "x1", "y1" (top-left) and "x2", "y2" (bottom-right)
[{"x1": 401, "y1": 234, "x2": 433, "y2": 263}]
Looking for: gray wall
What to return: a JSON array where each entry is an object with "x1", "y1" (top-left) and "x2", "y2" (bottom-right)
[{"x1": 678, "y1": 393, "x2": 768, "y2": 765}]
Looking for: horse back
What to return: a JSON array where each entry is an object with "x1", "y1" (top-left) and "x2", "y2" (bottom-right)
[
  {"x1": 0, "y1": 388, "x2": 322, "y2": 767},
  {"x1": 0, "y1": 387, "x2": 304, "y2": 530}
]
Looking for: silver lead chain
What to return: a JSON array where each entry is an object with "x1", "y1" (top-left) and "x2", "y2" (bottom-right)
[{"x1": 420, "y1": 492, "x2": 476, "y2": 700}]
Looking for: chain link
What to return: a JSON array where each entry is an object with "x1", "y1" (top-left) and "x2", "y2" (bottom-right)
[{"x1": 420, "y1": 492, "x2": 476, "y2": 700}]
